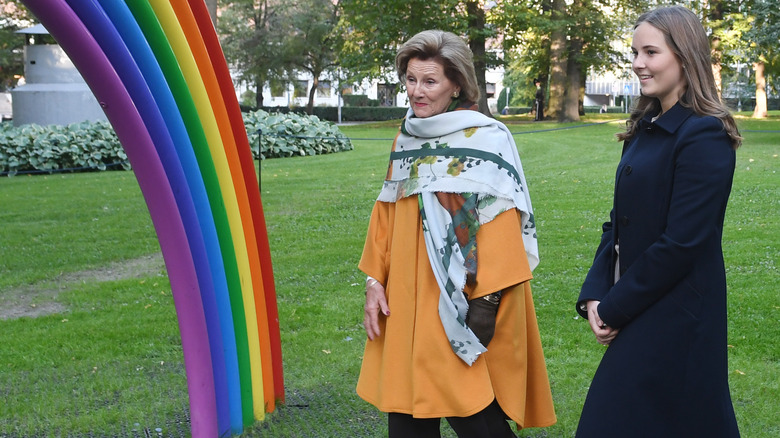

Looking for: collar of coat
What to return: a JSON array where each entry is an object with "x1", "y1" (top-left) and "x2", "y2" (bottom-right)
[{"x1": 641, "y1": 102, "x2": 695, "y2": 134}]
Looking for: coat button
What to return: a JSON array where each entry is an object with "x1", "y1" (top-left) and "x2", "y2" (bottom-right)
[
  {"x1": 624, "y1": 165, "x2": 633, "y2": 175},
  {"x1": 621, "y1": 216, "x2": 630, "y2": 226}
]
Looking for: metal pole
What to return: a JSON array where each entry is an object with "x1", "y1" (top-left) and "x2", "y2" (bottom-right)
[{"x1": 257, "y1": 128, "x2": 262, "y2": 193}]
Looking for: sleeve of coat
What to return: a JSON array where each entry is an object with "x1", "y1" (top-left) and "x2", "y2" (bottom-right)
[
  {"x1": 597, "y1": 117, "x2": 736, "y2": 328},
  {"x1": 577, "y1": 139, "x2": 627, "y2": 318},
  {"x1": 577, "y1": 210, "x2": 616, "y2": 318},
  {"x1": 358, "y1": 201, "x2": 393, "y2": 285}
]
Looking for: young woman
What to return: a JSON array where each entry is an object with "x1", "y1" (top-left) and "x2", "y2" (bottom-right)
[{"x1": 576, "y1": 6, "x2": 742, "y2": 437}]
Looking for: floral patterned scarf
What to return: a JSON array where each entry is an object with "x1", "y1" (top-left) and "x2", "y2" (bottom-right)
[{"x1": 378, "y1": 106, "x2": 538, "y2": 365}]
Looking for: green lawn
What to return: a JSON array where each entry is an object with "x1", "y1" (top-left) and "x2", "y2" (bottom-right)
[{"x1": 0, "y1": 113, "x2": 777, "y2": 437}]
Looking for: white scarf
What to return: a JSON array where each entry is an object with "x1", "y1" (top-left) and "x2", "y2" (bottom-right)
[{"x1": 378, "y1": 108, "x2": 538, "y2": 365}]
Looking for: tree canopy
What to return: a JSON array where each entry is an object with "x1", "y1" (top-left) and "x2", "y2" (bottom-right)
[
  {"x1": 10, "y1": 0, "x2": 776, "y2": 120},
  {"x1": 0, "y1": 1, "x2": 33, "y2": 91}
]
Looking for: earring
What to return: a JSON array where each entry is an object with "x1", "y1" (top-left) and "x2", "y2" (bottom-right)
[{"x1": 452, "y1": 91, "x2": 460, "y2": 98}]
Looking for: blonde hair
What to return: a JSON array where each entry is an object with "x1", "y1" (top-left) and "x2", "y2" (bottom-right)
[
  {"x1": 395, "y1": 30, "x2": 480, "y2": 104},
  {"x1": 619, "y1": 5, "x2": 741, "y2": 149}
]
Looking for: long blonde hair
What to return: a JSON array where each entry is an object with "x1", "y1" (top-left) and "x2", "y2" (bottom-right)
[{"x1": 618, "y1": 5, "x2": 741, "y2": 149}]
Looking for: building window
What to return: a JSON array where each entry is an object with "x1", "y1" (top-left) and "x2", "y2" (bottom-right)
[
  {"x1": 485, "y1": 82, "x2": 496, "y2": 98},
  {"x1": 270, "y1": 80, "x2": 286, "y2": 98},
  {"x1": 317, "y1": 81, "x2": 331, "y2": 98},
  {"x1": 294, "y1": 80, "x2": 308, "y2": 98},
  {"x1": 378, "y1": 83, "x2": 397, "y2": 106}
]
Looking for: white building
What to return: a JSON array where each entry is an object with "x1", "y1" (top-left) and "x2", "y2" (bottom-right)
[
  {"x1": 11, "y1": 24, "x2": 106, "y2": 126},
  {"x1": 244, "y1": 68, "x2": 506, "y2": 114}
]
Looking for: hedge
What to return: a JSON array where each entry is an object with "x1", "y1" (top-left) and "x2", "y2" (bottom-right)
[
  {"x1": 243, "y1": 105, "x2": 409, "y2": 122},
  {"x1": 342, "y1": 94, "x2": 380, "y2": 107}
]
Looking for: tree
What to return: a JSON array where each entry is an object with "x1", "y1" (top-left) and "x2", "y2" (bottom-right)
[
  {"x1": 218, "y1": 0, "x2": 291, "y2": 108},
  {"x1": 338, "y1": 0, "x2": 462, "y2": 80},
  {"x1": 465, "y1": 0, "x2": 494, "y2": 115},
  {"x1": 496, "y1": 0, "x2": 635, "y2": 122},
  {"x1": 491, "y1": 1, "x2": 552, "y2": 115},
  {"x1": 338, "y1": 0, "x2": 497, "y2": 116},
  {"x1": 285, "y1": 0, "x2": 342, "y2": 114},
  {"x1": 547, "y1": 0, "x2": 568, "y2": 121},
  {"x1": 745, "y1": 0, "x2": 779, "y2": 118},
  {"x1": 0, "y1": 1, "x2": 33, "y2": 91}
]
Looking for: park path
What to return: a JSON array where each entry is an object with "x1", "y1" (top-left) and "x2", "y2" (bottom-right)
[{"x1": 0, "y1": 253, "x2": 165, "y2": 320}]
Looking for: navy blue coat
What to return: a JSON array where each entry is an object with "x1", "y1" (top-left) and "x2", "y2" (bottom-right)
[{"x1": 576, "y1": 103, "x2": 740, "y2": 437}]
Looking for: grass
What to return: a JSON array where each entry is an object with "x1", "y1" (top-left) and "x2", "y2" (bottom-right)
[{"x1": 0, "y1": 112, "x2": 777, "y2": 437}]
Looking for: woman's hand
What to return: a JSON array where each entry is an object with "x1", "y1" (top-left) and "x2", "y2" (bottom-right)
[
  {"x1": 586, "y1": 300, "x2": 619, "y2": 345},
  {"x1": 466, "y1": 292, "x2": 501, "y2": 347},
  {"x1": 364, "y1": 279, "x2": 389, "y2": 341}
]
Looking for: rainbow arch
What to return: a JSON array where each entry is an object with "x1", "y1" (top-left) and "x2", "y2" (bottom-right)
[{"x1": 20, "y1": 0, "x2": 284, "y2": 437}]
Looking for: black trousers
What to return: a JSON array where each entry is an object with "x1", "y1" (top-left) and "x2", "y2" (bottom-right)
[{"x1": 388, "y1": 399, "x2": 517, "y2": 438}]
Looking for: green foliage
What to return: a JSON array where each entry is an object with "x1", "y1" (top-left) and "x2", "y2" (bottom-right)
[
  {"x1": 0, "y1": 121, "x2": 128, "y2": 176},
  {"x1": 745, "y1": 0, "x2": 780, "y2": 81},
  {"x1": 0, "y1": 1, "x2": 33, "y2": 91},
  {"x1": 285, "y1": 0, "x2": 342, "y2": 113},
  {"x1": 342, "y1": 94, "x2": 380, "y2": 107},
  {"x1": 218, "y1": 0, "x2": 290, "y2": 107},
  {"x1": 251, "y1": 105, "x2": 408, "y2": 122},
  {"x1": 583, "y1": 105, "x2": 625, "y2": 113},
  {"x1": 240, "y1": 89, "x2": 257, "y2": 108},
  {"x1": 336, "y1": 106, "x2": 407, "y2": 122},
  {"x1": 242, "y1": 109, "x2": 353, "y2": 159},
  {"x1": 0, "y1": 112, "x2": 354, "y2": 176},
  {"x1": 218, "y1": 0, "x2": 343, "y2": 109},
  {"x1": 337, "y1": 0, "x2": 469, "y2": 82}
]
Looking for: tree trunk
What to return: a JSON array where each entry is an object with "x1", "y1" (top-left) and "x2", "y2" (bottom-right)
[
  {"x1": 307, "y1": 77, "x2": 319, "y2": 115},
  {"x1": 547, "y1": 0, "x2": 568, "y2": 121},
  {"x1": 708, "y1": 0, "x2": 724, "y2": 98},
  {"x1": 752, "y1": 61, "x2": 767, "y2": 118},
  {"x1": 579, "y1": 68, "x2": 586, "y2": 116},
  {"x1": 466, "y1": 1, "x2": 492, "y2": 116},
  {"x1": 255, "y1": 77, "x2": 265, "y2": 108},
  {"x1": 563, "y1": 35, "x2": 582, "y2": 122},
  {"x1": 536, "y1": 0, "x2": 552, "y2": 118},
  {"x1": 711, "y1": 53, "x2": 722, "y2": 98}
]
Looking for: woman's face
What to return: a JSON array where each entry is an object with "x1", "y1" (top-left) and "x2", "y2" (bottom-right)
[
  {"x1": 404, "y1": 57, "x2": 460, "y2": 118},
  {"x1": 632, "y1": 22, "x2": 686, "y2": 114}
]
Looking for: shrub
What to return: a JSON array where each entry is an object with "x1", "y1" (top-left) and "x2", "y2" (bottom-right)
[
  {"x1": 501, "y1": 106, "x2": 532, "y2": 115},
  {"x1": 0, "y1": 121, "x2": 128, "y2": 176},
  {"x1": 583, "y1": 106, "x2": 625, "y2": 114},
  {"x1": 336, "y1": 106, "x2": 408, "y2": 122},
  {"x1": 242, "y1": 109, "x2": 353, "y2": 159},
  {"x1": 342, "y1": 94, "x2": 380, "y2": 107},
  {"x1": 0, "y1": 111, "x2": 354, "y2": 176}
]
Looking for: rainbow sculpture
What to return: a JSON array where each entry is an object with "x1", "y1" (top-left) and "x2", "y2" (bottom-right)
[{"x1": 20, "y1": 1, "x2": 284, "y2": 436}]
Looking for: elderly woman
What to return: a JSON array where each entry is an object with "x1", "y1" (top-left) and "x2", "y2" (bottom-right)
[{"x1": 357, "y1": 30, "x2": 556, "y2": 437}]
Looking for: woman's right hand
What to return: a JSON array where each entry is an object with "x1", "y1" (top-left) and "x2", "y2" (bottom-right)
[
  {"x1": 586, "y1": 300, "x2": 619, "y2": 345},
  {"x1": 364, "y1": 280, "x2": 390, "y2": 341}
]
